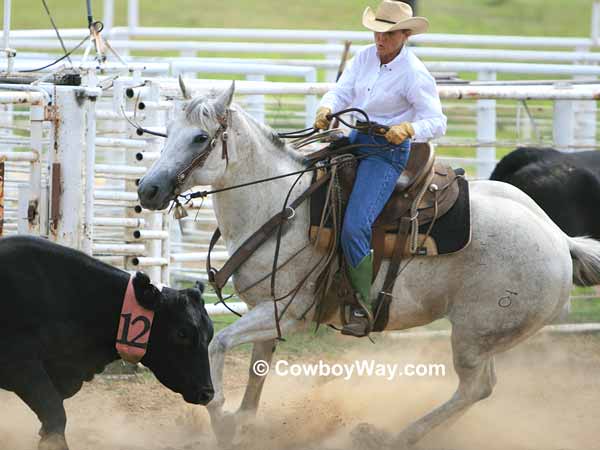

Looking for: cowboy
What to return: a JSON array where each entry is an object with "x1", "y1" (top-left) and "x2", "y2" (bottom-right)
[{"x1": 314, "y1": 0, "x2": 447, "y2": 337}]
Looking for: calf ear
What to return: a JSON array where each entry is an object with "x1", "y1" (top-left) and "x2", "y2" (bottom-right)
[
  {"x1": 133, "y1": 272, "x2": 163, "y2": 310},
  {"x1": 189, "y1": 286, "x2": 205, "y2": 306},
  {"x1": 194, "y1": 281, "x2": 205, "y2": 294}
]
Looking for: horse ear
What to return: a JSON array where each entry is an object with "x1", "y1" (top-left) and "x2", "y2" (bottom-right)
[
  {"x1": 179, "y1": 74, "x2": 191, "y2": 100},
  {"x1": 214, "y1": 81, "x2": 235, "y2": 115},
  {"x1": 133, "y1": 272, "x2": 163, "y2": 310}
]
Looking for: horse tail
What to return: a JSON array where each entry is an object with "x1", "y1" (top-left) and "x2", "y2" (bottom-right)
[{"x1": 568, "y1": 236, "x2": 600, "y2": 286}]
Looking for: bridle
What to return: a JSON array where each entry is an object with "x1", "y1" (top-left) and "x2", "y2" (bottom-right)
[{"x1": 174, "y1": 111, "x2": 230, "y2": 191}]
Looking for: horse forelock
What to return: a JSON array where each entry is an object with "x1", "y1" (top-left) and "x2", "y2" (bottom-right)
[{"x1": 184, "y1": 96, "x2": 213, "y2": 126}]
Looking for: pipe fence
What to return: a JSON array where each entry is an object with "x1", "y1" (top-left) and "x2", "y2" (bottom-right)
[{"x1": 0, "y1": 78, "x2": 598, "y2": 317}]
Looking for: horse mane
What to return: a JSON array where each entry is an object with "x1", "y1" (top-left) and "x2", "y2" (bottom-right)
[{"x1": 235, "y1": 106, "x2": 305, "y2": 160}]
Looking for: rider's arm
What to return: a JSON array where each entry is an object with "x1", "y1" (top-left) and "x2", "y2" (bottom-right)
[{"x1": 405, "y1": 71, "x2": 447, "y2": 142}]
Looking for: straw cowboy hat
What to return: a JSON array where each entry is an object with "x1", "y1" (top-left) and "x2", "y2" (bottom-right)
[{"x1": 362, "y1": 0, "x2": 429, "y2": 34}]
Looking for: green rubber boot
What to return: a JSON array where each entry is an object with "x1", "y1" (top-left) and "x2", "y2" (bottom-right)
[{"x1": 342, "y1": 251, "x2": 373, "y2": 337}]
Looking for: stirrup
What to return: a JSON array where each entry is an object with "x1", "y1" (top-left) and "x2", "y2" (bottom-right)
[
  {"x1": 341, "y1": 298, "x2": 373, "y2": 338},
  {"x1": 341, "y1": 313, "x2": 371, "y2": 337}
]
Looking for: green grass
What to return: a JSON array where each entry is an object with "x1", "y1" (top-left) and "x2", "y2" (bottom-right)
[
  {"x1": 10, "y1": 0, "x2": 597, "y2": 37},
  {"x1": 570, "y1": 298, "x2": 600, "y2": 323}
]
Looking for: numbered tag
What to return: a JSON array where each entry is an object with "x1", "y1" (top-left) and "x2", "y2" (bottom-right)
[{"x1": 116, "y1": 275, "x2": 155, "y2": 363}]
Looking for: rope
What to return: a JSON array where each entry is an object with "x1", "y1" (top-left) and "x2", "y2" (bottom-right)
[
  {"x1": 41, "y1": 0, "x2": 72, "y2": 65},
  {"x1": 20, "y1": 35, "x2": 89, "y2": 73}
]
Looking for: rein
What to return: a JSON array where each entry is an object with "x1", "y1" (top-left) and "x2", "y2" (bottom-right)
[
  {"x1": 130, "y1": 106, "x2": 394, "y2": 339},
  {"x1": 178, "y1": 108, "x2": 390, "y2": 201}
]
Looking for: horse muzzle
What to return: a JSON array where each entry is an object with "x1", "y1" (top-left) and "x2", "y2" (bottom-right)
[{"x1": 137, "y1": 177, "x2": 176, "y2": 211}]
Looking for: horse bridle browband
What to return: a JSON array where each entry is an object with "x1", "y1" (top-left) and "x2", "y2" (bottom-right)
[{"x1": 175, "y1": 112, "x2": 230, "y2": 189}]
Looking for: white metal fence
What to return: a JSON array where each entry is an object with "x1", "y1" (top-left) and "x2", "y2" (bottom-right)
[
  {"x1": 1, "y1": 2, "x2": 600, "y2": 315},
  {"x1": 0, "y1": 79, "x2": 598, "y2": 295}
]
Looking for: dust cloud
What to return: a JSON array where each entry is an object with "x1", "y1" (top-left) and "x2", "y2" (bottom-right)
[{"x1": 1, "y1": 332, "x2": 599, "y2": 450}]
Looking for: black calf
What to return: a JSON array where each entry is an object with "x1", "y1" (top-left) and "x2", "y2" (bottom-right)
[
  {"x1": 491, "y1": 147, "x2": 600, "y2": 240},
  {"x1": 0, "y1": 236, "x2": 214, "y2": 450}
]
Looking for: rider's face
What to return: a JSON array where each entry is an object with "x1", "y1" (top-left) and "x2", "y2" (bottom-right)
[{"x1": 374, "y1": 30, "x2": 411, "y2": 62}]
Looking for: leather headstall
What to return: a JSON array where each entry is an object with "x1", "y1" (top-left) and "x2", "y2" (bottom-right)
[{"x1": 175, "y1": 112, "x2": 230, "y2": 189}]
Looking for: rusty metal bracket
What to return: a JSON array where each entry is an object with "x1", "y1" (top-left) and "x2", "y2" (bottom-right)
[
  {"x1": 28, "y1": 199, "x2": 38, "y2": 225},
  {"x1": 50, "y1": 163, "x2": 61, "y2": 233},
  {"x1": 0, "y1": 161, "x2": 4, "y2": 236},
  {"x1": 44, "y1": 104, "x2": 58, "y2": 122}
]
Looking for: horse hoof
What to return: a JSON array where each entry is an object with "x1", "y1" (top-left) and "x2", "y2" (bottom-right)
[
  {"x1": 38, "y1": 434, "x2": 68, "y2": 450},
  {"x1": 351, "y1": 423, "x2": 395, "y2": 450},
  {"x1": 212, "y1": 412, "x2": 238, "y2": 448}
]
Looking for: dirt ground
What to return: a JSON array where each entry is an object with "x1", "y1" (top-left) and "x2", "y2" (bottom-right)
[{"x1": 2, "y1": 331, "x2": 600, "y2": 450}]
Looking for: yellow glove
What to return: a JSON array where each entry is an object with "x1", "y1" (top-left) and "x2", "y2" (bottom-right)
[
  {"x1": 314, "y1": 106, "x2": 332, "y2": 130},
  {"x1": 384, "y1": 122, "x2": 415, "y2": 145}
]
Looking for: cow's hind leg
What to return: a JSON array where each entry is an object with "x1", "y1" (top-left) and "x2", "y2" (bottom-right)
[
  {"x1": 392, "y1": 330, "x2": 497, "y2": 448},
  {"x1": 6, "y1": 361, "x2": 69, "y2": 450}
]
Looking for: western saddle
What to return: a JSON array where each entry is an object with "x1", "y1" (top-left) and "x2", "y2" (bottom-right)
[{"x1": 310, "y1": 142, "x2": 464, "y2": 332}]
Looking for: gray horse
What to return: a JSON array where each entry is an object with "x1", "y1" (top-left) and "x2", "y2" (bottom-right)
[{"x1": 137, "y1": 81, "x2": 600, "y2": 447}]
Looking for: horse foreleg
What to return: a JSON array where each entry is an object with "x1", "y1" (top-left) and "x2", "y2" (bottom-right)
[
  {"x1": 238, "y1": 338, "x2": 277, "y2": 416},
  {"x1": 206, "y1": 301, "x2": 303, "y2": 444}
]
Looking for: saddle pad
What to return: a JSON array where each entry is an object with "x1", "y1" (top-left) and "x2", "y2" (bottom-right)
[{"x1": 421, "y1": 175, "x2": 470, "y2": 255}]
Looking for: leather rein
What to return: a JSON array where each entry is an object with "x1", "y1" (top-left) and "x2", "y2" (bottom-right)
[{"x1": 133, "y1": 107, "x2": 392, "y2": 337}]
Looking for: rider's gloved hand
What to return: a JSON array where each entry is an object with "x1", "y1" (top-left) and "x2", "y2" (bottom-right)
[
  {"x1": 314, "y1": 107, "x2": 332, "y2": 130},
  {"x1": 384, "y1": 122, "x2": 415, "y2": 145}
]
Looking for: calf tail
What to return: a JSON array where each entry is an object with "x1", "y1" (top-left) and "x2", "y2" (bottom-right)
[{"x1": 568, "y1": 236, "x2": 600, "y2": 286}]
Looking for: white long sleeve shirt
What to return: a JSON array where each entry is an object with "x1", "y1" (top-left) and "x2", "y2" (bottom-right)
[{"x1": 319, "y1": 44, "x2": 447, "y2": 142}]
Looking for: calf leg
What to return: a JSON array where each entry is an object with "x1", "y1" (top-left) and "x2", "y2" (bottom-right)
[{"x1": 6, "y1": 361, "x2": 69, "y2": 450}]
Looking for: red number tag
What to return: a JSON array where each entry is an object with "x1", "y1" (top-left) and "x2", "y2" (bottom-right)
[{"x1": 116, "y1": 275, "x2": 155, "y2": 363}]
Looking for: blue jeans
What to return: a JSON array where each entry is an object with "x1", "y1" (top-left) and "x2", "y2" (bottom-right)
[{"x1": 341, "y1": 129, "x2": 411, "y2": 267}]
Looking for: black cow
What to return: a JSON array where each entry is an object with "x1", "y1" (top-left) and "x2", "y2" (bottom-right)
[
  {"x1": 0, "y1": 236, "x2": 214, "y2": 450},
  {"x1": 490, "y1": 147, "x2": 600, "y2": 239}
]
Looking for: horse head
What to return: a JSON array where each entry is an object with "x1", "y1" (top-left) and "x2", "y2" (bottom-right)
[{"x1": 138, "y1": 77, "x2": 236, "y2": 211}]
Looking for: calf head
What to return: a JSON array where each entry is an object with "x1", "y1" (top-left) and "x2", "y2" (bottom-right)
[{"x1": 132, "y1": 273, "x2": 214, "y2": 405}]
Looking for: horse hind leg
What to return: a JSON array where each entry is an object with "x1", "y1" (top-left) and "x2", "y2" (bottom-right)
[{"x1": 392, "y1": 334, "x2": 497, "y2": 448}]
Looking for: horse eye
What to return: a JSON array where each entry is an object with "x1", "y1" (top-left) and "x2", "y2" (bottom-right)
[{"x1": 192, "y1": 134, "x2": 208, "y2": 144}]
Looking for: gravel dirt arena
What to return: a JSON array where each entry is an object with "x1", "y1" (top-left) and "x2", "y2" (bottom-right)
[{"x1": 2, "y1": 331, "x2": 600, "y2": 450}]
